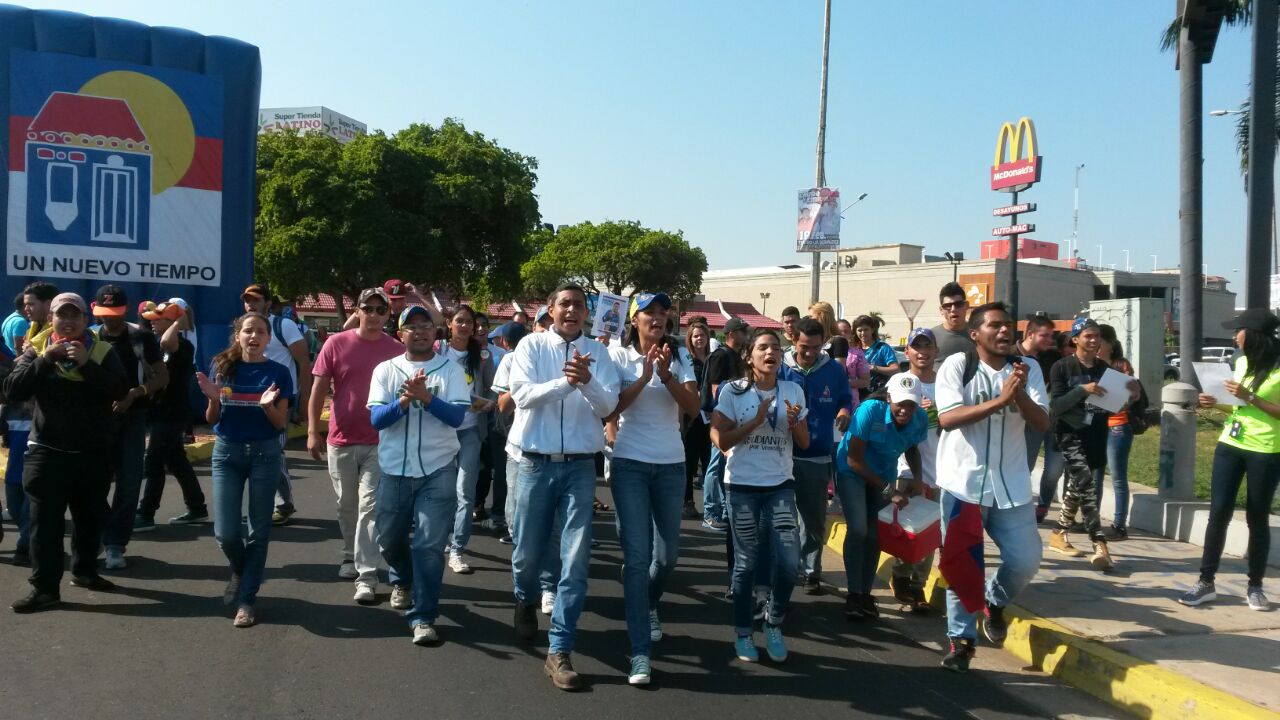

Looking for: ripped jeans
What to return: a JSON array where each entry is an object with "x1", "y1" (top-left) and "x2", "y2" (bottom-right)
[{"x1": 727, "y1": 484, "x2": 801, "y2": 635}]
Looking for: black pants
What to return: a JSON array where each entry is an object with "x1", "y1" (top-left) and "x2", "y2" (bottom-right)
[
  {"x1": 139, "y1": 417, "x2": 207, "y2": 519},
  {"x1": 683, "y1": 416, "x2": 710, "y2": 503},
  {"x1": 1200, "y1": 442, "x2": 1280, "y2": 586},
  {"x1": 474, "y1": 430, "x2": 508, "y2": 517},
  {"x1": 23, "y1": 445, "x2": 109, "y2": 592}
]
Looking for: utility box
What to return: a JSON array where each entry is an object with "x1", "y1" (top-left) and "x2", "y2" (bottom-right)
[{"x1": 1088, "y1": 298, "x2": 1165, "y2": 409}]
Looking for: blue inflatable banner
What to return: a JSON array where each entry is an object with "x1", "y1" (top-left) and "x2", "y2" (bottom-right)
[{"x1": 0, "y1": 3, "x2": 261, "y2": 361}]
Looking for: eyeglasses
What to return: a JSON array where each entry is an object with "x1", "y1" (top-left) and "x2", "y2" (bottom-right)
[
  {"x1": 360, "y1": 305, "x2": 389, "y2": 316},
  {"x1": 940, "y1": 301, "x2": 968, "y2": 310}
]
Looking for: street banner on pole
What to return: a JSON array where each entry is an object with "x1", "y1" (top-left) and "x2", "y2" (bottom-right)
[{"x1": 797, "y1": 187, "x2": 840, "y2": 252}]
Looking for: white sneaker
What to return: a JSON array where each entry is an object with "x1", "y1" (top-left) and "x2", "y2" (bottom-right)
[
  {"x1": 412, "y1": 623, "x2": 439, "y2": 646},
  {"x1": 448, "y1": 553, "x2": 473, "y2": 574},
  {"x1": 1248, "y1": 586, "x2": 1271, "y2": 611},
  {"x1": 337, "y1": 561, "x2": 357, "y2": 580},
  {"x1": 649, "y1": 609, "x2": 663, "y2": 642},
  {"x1": 540, "y1": 590, "x2": 556, "y2": 615},
  {"x1": 390, "y1": 585, "x2": 412, "y2": 610},
  {"x1": 104, "y1": 547, "x2": 127, "y2": 570},
  {"x1": 353, "y1": 583, "x2": 377, "y2": 605}
]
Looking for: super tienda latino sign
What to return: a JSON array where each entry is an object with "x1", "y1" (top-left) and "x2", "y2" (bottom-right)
[{"x1": 6, "y1": 50, "x2": 224, "y2": 286}]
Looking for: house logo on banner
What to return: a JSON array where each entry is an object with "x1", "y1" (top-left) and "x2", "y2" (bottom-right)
[{"x1": 7, "y1": 50, "x2": 224, "y2": 286}]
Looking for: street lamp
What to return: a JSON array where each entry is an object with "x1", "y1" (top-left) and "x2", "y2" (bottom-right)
[
  {"x1": 1211, "y1": 108, "x2": 1279, "y2": 278},
  {"x1": 759, "y1": 292, "x2": 771, "y2": 316},
  {"x1": 1072, "y1": 164, "x2": 1084, "y2": 260},
  {"x1": 835, "y1": 193, "x2": 868, "y2": 319},
  {"x1": 943, "y1": 251, "x2": 964, "y2": 282},
  {"x1": 1209, "y1": 108, "x2": 1245, "y2": 116},
  {"x1": 1123, "y1": 249, "x2": 1131, "y2": 272}
]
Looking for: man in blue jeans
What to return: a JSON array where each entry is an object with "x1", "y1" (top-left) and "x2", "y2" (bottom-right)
[
  {"x1": 507, "y1": 283, "x2": 619, "y2": 691},
  {"x1": 780, "y1": 317, "x2": 852, "y2": 594},
  {"x1": 934, "y1": 302, "x2": 1049, "y2": 673},
  {"x1": 367, "y1": 306, "x2": 470, "y2": 645},
  {"x1": 701, "y1": 317, "x2": 748, "y2": 531}
]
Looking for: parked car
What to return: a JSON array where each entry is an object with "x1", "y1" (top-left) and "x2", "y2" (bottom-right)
[
  {"x1": 1164, "y1": 362, "x2": 1180, "y2": 381},
  {"x1": 893, "y1": 345, "x2": 908, "y2": 371}
]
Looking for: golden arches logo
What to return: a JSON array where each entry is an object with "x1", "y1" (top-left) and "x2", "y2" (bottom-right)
[{"x1": 990, "y1": 116, "x2": 1041, "y2": 192}]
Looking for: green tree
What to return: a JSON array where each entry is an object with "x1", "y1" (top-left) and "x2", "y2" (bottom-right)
[
  {"x1": 254, "y1": 120, "x2": 539, "y2": 316},
  {"x1": 520, "y1": 220, "x2": 708, "y2": 304}
]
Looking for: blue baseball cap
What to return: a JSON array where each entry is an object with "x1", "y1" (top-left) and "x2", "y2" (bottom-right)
[
  {"x1": 907, "y1": 327, "x2": 936, "y2": 347},
  {"x1": 490, "y1": 321, "x2": 528, "y2": 345},
  {"x1": 399, "y1": 305, "x2": 433, "y2": 327},
  {"x1": 629, "y1": 292, "x2": 672, "y2": 320},
  {"x1": 1070, "y1": 316, "x2": 1099, "y2": 337},
  {"x1": 534, "y1": 306, "x2": 550, "y2": 325}
]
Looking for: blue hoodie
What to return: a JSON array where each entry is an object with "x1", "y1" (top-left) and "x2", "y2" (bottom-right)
[{"x1": 780, "y1": 350, "x2": 854, "y2": 460}]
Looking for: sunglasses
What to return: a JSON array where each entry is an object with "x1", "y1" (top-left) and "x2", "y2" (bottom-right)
[
  {"x1": 360, "y1": 304, "x2": 389, "y2": 316},
  {"x1": 940, "y1": 301, "x2": 968, "y2": 310}
]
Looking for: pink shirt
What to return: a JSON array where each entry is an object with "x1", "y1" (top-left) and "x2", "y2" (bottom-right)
[
  {"x1": 845, "y1": 346, "x2": 869, "y2": 410},
  {"x1": 313, "y1": 330, "x2": 404, "y2": 446}
]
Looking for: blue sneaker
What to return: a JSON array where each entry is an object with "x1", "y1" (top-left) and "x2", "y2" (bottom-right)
[
  {"x1": 734, "y1": 634, "x2": 758, "y2": 662},
  {"x1": 628, "y1": 654, "x2": 651, "y2": 686},
  {"x1": 764, "y1": 623, "x2": 788, "y2": 662}
]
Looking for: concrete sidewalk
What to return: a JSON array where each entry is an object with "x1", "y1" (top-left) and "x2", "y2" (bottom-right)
[{"x1": 826, "y1": 514, "x2": 1280, "y2": 719}]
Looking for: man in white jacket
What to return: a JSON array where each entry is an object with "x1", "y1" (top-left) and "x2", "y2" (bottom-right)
[{"x1": 507, "y1": 284, "x2": 619, "y2": 692}]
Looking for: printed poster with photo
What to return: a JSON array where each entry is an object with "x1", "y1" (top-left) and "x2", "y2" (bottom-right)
[{"x1": 591, "y1": 291, "x2": 628, "y2": 339}]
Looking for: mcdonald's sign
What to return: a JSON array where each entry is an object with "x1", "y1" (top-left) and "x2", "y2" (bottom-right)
[{"x1": 990, "y1": 117, "x2": 1042, "y2": 192}]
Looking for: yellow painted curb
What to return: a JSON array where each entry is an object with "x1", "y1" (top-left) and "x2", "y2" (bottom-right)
[
  {"x1": 824, "y1": 518, "x2": 1279, "y2": 720},
  {"x1": 182, "y1": 421, "x2": 320, "y2": 463}
]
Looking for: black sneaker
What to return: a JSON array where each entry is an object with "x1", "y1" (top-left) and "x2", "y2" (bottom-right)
[
  {"x1": 860, "y1": 593, "x2": 879, "y2": 619},
  {"x1": 1108, "y1": 525, "x2": 1128, "y2": 541},
  {"x1": 843, "y1": 593, "x2": 866, "y2": 619},
  {"x1": 514, "y1": 602, "x2": 539, "y2": 642},
  {"x1": 802, "y1": 575, "x2": 822, "y2": 596},
  {"x1": 473, "y1": 507, "x2": 489, "y2": 523},
  {"x1": 11, "y1": 588, "x2": 60, "y2": 614},
  {"x1": 498, "y1": 531, "x2": 514, "y2": 545},
  {"x1": 70, "y1": 574, "x2": 118, "y2": 592},
  {"x1": 983, "y1": 604, "x2": 1007, "y2": 645},
  {"x1": 169, "y1": 509, "x2": 210, "y2": 525},
  {"x1": 941, "y1": 637, "x2": 976, "y2": 673},
  {"x1": 132, "y1": 515, "x2": 156, "y2": 533},
  {"x1": 890, "y1": 575, "x2": 914, "y2": 604},
  {"x1": 12, "y1": 548, "x2": 31, "y2": 567},
  {"x1": 910, "y1": 583, "x2": 929, "y2": 610}
]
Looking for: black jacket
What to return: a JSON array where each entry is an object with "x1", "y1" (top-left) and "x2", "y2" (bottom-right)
[{"x1": 2, "y1": 343, "x2": 127, "y2": 453}]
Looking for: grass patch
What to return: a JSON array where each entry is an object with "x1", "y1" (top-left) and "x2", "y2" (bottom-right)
[{"x1": 1129, "y1": 409, "x2": 1280, "y2": 511}]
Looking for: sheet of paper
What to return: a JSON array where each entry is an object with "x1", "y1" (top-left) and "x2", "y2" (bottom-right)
[
  {"x1": 1192, "y1": 362, "x2": 1244, "y2": 406},
  {"x1": 590, "y1": 291, "x2": 628, "y2": 340},
  {"x1": 1084, "y1": 367, "x2": 1133, "y2": 414}
]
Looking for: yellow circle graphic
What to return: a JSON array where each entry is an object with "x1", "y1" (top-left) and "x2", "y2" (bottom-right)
[{"x1": 79, "y1": 71, "x2": 194, "y2": 195}]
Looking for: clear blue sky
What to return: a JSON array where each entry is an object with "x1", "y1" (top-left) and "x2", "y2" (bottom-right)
[{"x1": 17, "y1": 0, "x2": 1267, "y2": 287}]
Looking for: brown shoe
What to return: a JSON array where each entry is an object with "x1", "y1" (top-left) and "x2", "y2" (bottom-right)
[
  {"x1": 1049, "y1": 530, "x2": 1086, "y2": 558},
  {"x1": 1090, "y1": 540, "x2": 1114, "y2": 571},
  {"x1": 233, "y1": 605, "x2": 256, "y2": 628},
  {"x1": 544, "y1": 652, "x2": 585, "y2": 691}
]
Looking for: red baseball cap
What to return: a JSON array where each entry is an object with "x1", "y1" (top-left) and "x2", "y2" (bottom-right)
[{"x1": 383, "y1": 279, "x2": 406, "y2": 299}]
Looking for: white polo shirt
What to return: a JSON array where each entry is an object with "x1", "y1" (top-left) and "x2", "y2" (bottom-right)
[
  {"x1": 508, "y1": 329, "x2": 619, "y2": 455},
  {"x1": 934, "y1": 353, "x2": 1048, "y2": 508},
  {"x1": 367, "y1": 354, "x2": 471, "y2": 478},
  {"x1": 609, "y1": 343, "x2": 697, "y2": 465}
]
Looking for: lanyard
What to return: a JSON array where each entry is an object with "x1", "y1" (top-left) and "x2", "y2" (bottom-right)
[{"x1": 755, "y1": 390, "x2": 778, "y2": 431}]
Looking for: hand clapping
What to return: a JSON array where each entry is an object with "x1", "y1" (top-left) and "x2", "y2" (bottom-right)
[{"x1": 564, "y1": 349, "x2": 594, "y2": 387}]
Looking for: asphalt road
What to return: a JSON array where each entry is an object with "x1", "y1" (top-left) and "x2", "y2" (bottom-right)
[{"x1": 0, "y1": 442, "x2": 1123, "y2": 720}]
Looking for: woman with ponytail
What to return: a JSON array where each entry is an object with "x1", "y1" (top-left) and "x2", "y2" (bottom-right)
[
  {"x1": 441, "y1": 305, "x2": 496, "y2": 574},
  {"x1": 196, "y1": 313, "x2": 293, "y2": 628}
]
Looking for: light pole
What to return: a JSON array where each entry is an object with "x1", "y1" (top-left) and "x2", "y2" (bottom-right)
[
  {"x1": 1211, "y1": 105, "x2": 1279, "y2": 286},
  {"x1": 1073, "y1": 163, "x2": 1084, "y2": 260},
  {"x1": 836, "y1": 193, "x2": 869, "y2": 317},
  {"x1": 1151, "y1": 254, "x2": 1158, "y2": 271},
  {"x1": 809, "y1": 0, "x2": 832, "y2": 305},
  {"x1": 944, "y1": 251, "x2": 963, "y2": 282},
  {"x1": 759, "y1": 292, "x2": 771, "y2": 316},
  {"x1": 1097, "y1": 244, "x2": 1104, "y2": 268},
  {"x1": 1123, "y1": 249, "x2": 1131, "y2": 272}
]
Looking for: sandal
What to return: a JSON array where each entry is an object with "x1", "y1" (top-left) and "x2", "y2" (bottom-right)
[
  {"x1": 593, "y1": 497, "x2": 610, "y2": 514},
  {"x1": 233, "y1": 605, "x2": 256, "y2": 628}
]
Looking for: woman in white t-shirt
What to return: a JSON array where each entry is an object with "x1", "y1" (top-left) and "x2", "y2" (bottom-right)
[
  {"x1": 441, "y1": 305, "x2": 496, "y2": 574},
  {"x1": 606, "y1": 293, "x2": 699, "y2": 686},
  {"x1": 710, "y1": 328, "x2": 809, "y2": 665}
]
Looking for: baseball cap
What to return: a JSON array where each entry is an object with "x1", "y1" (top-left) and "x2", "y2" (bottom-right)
[
  {"x1": 629, "y1": 292, "x2": 672, "y2": 320},
  {"x1": 491, "y1": 321, "x2": 529, "y2": 345},
  {"x1": 138, "y1": 300, "x2": 156, "y2": 318},
  {"x1": 534, "y1": 306, "x2": 551, "y2": 325},
  {"x1": 92, "y1": 284, "x2": 128, "y2": 317},
  {"x1": 1223, "y1": 308, "x2": 1280, "y2": 333},
  {"x1": 907, "y1": 327, "x2": 936, "y2": 347},
  {"x1": 399, "y1": 305, "x2": 433, "y2": 328},
  {"x1": 383, "y1": 279, "x2": 406, "y2": 299},
  {"x1": 50, "y1": 292, "x2": 87, "y2": 315},
  {"x1": 167, "y1": 297, "x2": 189, "y2": 312},
  {"x1": 886, "y1": 373, "x2": 923, "y2": 406},
  {"x1": 241, "y1": 283, "x2": 269, "y2": 301},
  {"x1": 1070, "y1": 316, "x2": 1099, "y2": 337},
  {"x1": 723, "y1": 317, "x2": 749, "y2": 334},
  {"x1": 142, "y1": 301, "x2": 185, "y2": 321},
  {"x1": 358, "y1": 287, "x2": 390, "y2": 306}
]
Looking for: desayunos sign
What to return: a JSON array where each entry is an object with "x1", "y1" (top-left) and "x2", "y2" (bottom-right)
[
  {"x1": 990, "y1": 117, "x2": 1042, "y2": 193},
  {"x1": 6, "y1": 50, "x2": 224, "y2": 286}
]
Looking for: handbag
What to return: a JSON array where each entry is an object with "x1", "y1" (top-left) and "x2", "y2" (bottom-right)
[{"x1": 1130, "y1": 412, "x2": 1149, "y2": 436}]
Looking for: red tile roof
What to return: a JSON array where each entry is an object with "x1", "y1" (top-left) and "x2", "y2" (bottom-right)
[
  {"x1": 677, "y1": 300, "x2": 781, "y2": 330},
  {"x1": 29, "y1": 92, "x2": 148, "y2": 146}
]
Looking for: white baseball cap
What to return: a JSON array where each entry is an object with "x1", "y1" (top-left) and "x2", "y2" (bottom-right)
[{"x1": 887, "y1": 373, "x2": 922, "y2": 406}]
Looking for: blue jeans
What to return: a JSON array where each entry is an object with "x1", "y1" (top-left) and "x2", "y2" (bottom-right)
[
  {"x1": 510, "y1": 455, "x2": 595, "y2": 654},
  {"x1": 377, "y1": 463, "x2": 457, "y2": 628},
  {"x1": 212, "y1": 437, "x2": 282, "y2": 606},
  {"x1": 1107, "y1": 425, "x2": 1134, "y2": 529},
  {"x1": 1028, "y1": 427, "x2": 1065, "y2": 511},
  {"x1": 702, "y1": 445, "x2": 726, "y2": 523},
  {"x1": 275, "y1": 430, "x2": 295, "y2": 514},
  {"x1": 728, "y1": 485, "x2": 800, "y2": 634},
  {"x1": 611, "y1": 457, "x2": 685, "y2": 656},
  {"x1": 940, "y1": 491, "x2": 1042, "y2": 640},
  {"x1": 103, "y1": 411, "x2": 147, "y2": 549},
  {"x1": 506, "y1": 453, "x2": 559, "y2": 594},
  {"x1": 450, "y1": 426, "x2": 482, "y2": 553},
  {"x1": 794, "y1": 460, "x2": 832, "y2": 578},
  {"x1": 833, "y1": 472, "x2": 887, "y2": 594},
  {"x1": 6, "y1": 429, "x2": 30, "y2": 552}
]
